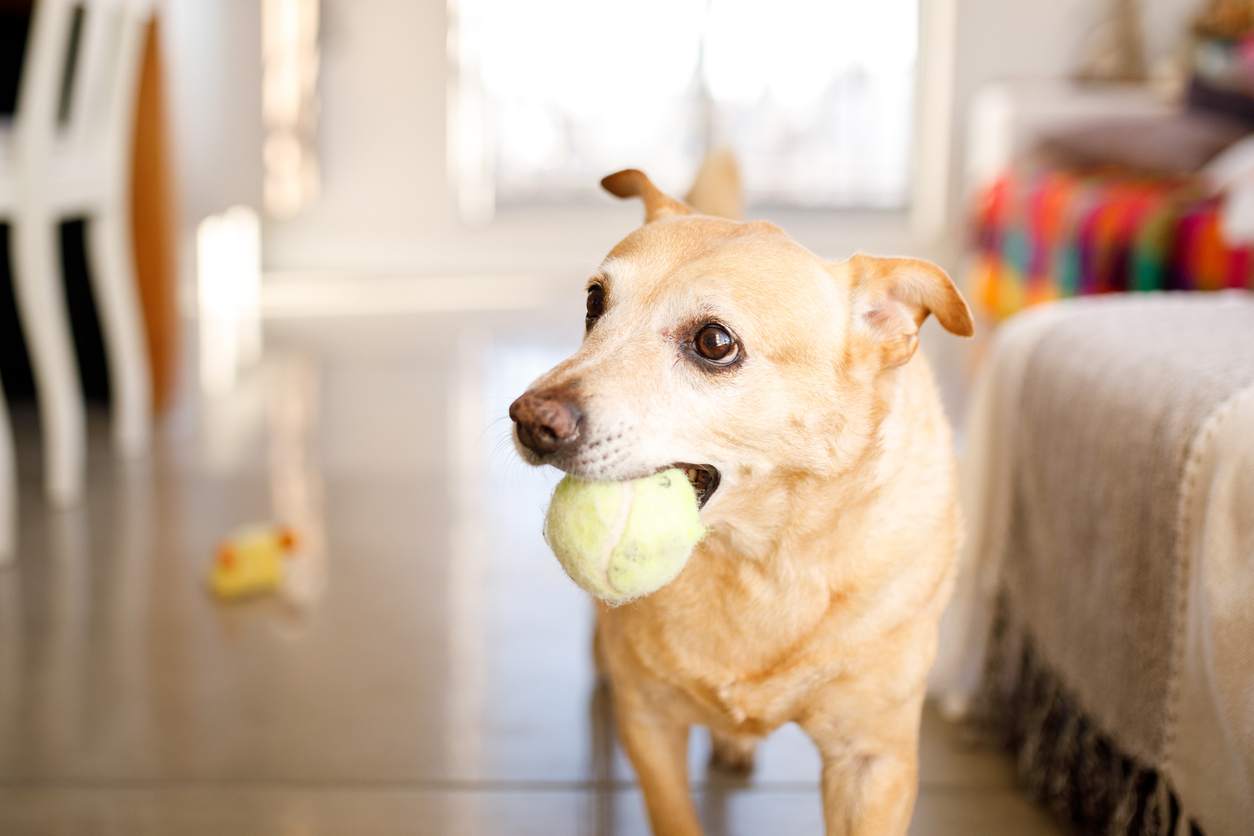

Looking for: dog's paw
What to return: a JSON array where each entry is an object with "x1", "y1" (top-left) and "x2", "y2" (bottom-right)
[{"x1": 709, "y1": 732, "x2": 757, "y2": 775}]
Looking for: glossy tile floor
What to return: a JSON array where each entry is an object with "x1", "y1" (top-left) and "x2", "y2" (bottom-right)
[{"x1": 0, "y1": 289, "x2": 1064, "y2": 835}]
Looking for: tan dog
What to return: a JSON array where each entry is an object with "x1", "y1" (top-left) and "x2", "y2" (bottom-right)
[{"x1": 510, "y1": 170, "x2": 973, "y2": 836}]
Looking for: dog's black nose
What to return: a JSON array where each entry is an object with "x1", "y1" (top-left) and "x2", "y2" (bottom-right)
[{"x1": 510, "y1": 390, "x2": 582, "y2": 455}]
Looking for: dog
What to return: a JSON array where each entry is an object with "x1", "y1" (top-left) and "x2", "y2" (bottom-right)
[{"x1": 510, "y1": 168, "x2": 973, "y2": 836}]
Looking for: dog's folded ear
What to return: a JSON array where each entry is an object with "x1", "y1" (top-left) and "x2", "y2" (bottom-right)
[
  {"x1": 684, "y1": 148, "x2": 743, "y2": 220},
  {"x1": 602, "y1": 169, "x2": 695, "y2": 223},
  {"x1": 840, "y1": 254, "x2": 975, "y2": 367}
]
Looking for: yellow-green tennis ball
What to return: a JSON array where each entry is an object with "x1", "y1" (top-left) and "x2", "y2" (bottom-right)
[{"x1": 544, "y1": 468, "x2": 708, "y2": 606}]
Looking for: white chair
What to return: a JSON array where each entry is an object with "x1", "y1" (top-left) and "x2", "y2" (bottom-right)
[{"x1": 0, "y1": 0, "x2": 154, "y2": 508}]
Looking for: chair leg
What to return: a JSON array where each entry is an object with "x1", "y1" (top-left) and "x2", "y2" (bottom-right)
[
  {"x1": 0, "y1": 376, "x2": 14, "y2": 565},
  {"x1": 87, "y1": 208, "x2": 152, "y2": 458},
  {"x1": 10, "y1": 214, "x2": 86, "y2": 507}
]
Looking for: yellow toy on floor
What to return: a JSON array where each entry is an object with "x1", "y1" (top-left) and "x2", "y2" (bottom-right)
[{"x1": 209, "y1": 524, "x2": 300, "y2": 599}]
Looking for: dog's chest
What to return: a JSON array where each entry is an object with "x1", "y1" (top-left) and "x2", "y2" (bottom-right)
[
  {"x1": 666, "y1": 597, "x2": 845, "y2": 729},
  {"x1": 703, "y1": 673, "x2": 810, "y2": 732}
]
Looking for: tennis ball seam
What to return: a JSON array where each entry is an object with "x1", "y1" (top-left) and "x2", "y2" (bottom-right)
[{"x1": 601, "y1": 480, "x2": 634, "y2": 593}]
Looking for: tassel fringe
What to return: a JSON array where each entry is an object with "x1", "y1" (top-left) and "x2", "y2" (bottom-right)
[{"x1": 971, "y1": 597, "x2": 1201, "y2": 836}]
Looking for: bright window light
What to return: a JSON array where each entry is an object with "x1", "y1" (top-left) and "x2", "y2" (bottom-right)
[{"x1": 450, "y1": 0, "x2": 917, "y2": 217}]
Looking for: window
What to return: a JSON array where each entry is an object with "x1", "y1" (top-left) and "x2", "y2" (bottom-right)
[{"x1": 449, "y1": 0, "x2": 918, "y2": 220}]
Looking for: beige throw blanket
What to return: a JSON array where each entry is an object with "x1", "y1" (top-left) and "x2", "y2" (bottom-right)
[{"x1": 932, "y1": 293, "x2": 1254, "y2": 836}]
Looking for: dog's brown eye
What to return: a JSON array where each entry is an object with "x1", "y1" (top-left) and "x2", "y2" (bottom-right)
[
  {"x1": 586, "y1": 284, "x2": 605, "y2": 328},
  {"x1": 695, "y1": 324, "x2": 737, "y2": 363}
]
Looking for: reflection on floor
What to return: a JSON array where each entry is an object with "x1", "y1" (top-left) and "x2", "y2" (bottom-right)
[{"x1": 0, "y1": 294, "x2": 1062, "y2": 835}]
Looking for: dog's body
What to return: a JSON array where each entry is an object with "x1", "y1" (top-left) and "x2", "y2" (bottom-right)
[{"x1": 511, "y1": 171, "x2": 972, "y2": 836}]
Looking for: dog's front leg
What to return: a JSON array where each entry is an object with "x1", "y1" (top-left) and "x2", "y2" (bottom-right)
[
  {"x1": 615, "y1": 700, "x2": 702, "y2": 836},
  {"x1": 802, "y1": 703, "x2": 922, "y2": 836}
]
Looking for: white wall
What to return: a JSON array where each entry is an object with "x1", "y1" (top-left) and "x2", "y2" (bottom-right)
[
  {"x1": 263, "y1": 0, "x2": 451, "y2": 271},
  {"x1": 162, "y1": 0, "x2": 264, "y2": 232}
]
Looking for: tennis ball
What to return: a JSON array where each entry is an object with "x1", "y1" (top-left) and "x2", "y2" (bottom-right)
[{"x1": 544, "y1": 468, "x2": 707, "y2": 605}]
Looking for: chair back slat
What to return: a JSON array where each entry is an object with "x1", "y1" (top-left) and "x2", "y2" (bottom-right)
[
  {"x1": 15, "y1": 0, "x2": 153, "y2": 182},
  {"x1": 14, "y1": 0, "x2": 73, "y2": 156},
  {"x1": 54, "y1": 4, "x2": 83, "y2": 127}
]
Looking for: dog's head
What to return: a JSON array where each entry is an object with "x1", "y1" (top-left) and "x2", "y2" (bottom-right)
[{"x1": 510, "y1": 170, "x2": 972, "y2": 516}]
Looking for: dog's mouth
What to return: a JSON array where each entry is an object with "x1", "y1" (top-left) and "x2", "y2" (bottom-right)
[{"x1": 668, "y1": 463, "x2": 721, "y2": 509}]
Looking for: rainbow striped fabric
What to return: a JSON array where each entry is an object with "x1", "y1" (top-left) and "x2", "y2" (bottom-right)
[{"x1": 970, "y1": 164, "x2": 1254, "y2": 319}]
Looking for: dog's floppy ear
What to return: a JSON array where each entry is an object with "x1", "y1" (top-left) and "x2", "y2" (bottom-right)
[
  {"x1": 841, "y1": 254, "x2": 974, "y2": 367},
  {"x1": 601, "y1": 169, "x2": 695, "y2": 223}
]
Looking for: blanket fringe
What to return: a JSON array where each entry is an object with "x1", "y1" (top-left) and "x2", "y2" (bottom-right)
[{"x1": 971, "y1": 596, "x2": 1200, "y2": 836}]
